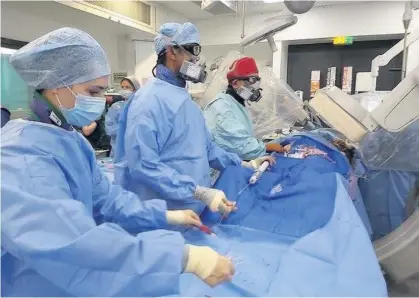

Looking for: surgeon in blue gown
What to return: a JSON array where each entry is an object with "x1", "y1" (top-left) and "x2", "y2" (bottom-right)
[
  {"x1": 105, "y1": 76, "x2": 140, "y2": 159},
  {"x1": 1, "y1": 27, "x2": 235, "y2": 297},
  {"x1": 114, "y1": 22, "x2": 274, "y2": 215}
]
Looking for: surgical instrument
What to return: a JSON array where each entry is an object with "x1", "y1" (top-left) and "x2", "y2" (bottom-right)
[
  {"x1": 249, "y1": 152, "x2": 276, "y2": 184},
  {"x1": 199, "y1": 224, "x2": 216, "y2": 236}
]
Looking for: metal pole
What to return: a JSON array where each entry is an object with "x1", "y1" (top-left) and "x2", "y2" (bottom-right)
[
  {"x1": 401, "y1": 1, "x2": 412, "y2": 80},
  {"x1": 266, "y1": 35, "x2": 278, "y2": 52},
  {"x1": 241, "y1": 0, "x2": 246, "y2": 38},
  {"x1": 240, "y1": 0, "x2": 246, "y2": 53},
  {"x1": 131, "y1": 39, "x2": 154, "y2": 42},
  {"x1": 401, "y1": 27, "x2": 409, "y2": 80}
]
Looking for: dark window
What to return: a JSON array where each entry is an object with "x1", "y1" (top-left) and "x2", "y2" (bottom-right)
[{"x1": 287, "y1": 40, "x2": 402, "y2": 100}]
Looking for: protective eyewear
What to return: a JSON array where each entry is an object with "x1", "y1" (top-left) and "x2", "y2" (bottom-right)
[
  {"x1": 245, "y1": 76, "x2": 261, "y2": 84},
  {"x1": 173, "y1": 43, "x2": 201, "y2": 57},
  {"x1": 234, "y1": 76, "x2": 261, "y2": 84},
  {"x1": 181, "y1": 43, "x2": 201, "y2": 56}
]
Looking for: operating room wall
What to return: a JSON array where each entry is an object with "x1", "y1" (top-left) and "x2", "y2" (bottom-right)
[
  {"x1": 134, "y1": 41, "x2": 156, "y2": 85},
  {"x1": 1, "y1": 1, "x2": 129, "y2": 75},
  {"x1": 196, "y1": 1, "x2": 419, "y2": 81},
  {"x1": 154, "y1": 1, "x2": 189, "y2": 27},
  {"x1": 196, "y1": 2, "x2": 416, "y2": 46},
  {"x1": 133, "y1": 2, "x2": 190, "y2": 84},
  {"x1": 1, "y1": 1, "x2": 190, "y2": 80}
]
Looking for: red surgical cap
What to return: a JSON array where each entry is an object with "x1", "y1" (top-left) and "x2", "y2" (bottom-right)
[{"x1": 227, "y1": 57, "x2": 259, "y2": 82}]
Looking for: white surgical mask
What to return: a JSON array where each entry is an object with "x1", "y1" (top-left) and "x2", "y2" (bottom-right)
[{"x1": 120, "y1": 89, "x2": 133, "y2": 99}]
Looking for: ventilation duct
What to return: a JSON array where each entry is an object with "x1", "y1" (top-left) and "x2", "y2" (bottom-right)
[{"x1": 201, "y1": 0, "x2": 238, "y2": 15}]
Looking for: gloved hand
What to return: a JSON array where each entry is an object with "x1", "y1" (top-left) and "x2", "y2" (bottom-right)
[
  {"x1": 242, "y1": 155, "x2": 276, "y2": 170},
  {"x1": 265, "y1": 143, "x2": 291, "y2": 153},
  {"x1": 195, "y1": 186, "x2": 236, "y2": 216},
  {"x1": 283, "y1": 144, "x2": 292, "y2": 152},
  {"x1": 184, "y1": 245, "x2": 234, "y2": 287},
  {"x1": 166, "y1": 210, "x2": 202, "y2": 227}
]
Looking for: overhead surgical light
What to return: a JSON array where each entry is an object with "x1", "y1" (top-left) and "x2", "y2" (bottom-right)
[
  {"x1": 284, "y1": 0, "x2": 316, "y2": 14},
  {"x1": 239, "y1": 15, "x2": 297, "y2": 52},
  {"x1": 201, "y1": 0, "x2": 238, "y2": 15}
]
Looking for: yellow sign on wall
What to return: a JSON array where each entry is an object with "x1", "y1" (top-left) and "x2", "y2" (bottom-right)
[{"x1": 333, "y1": 36, "x2": 353, "y2": 45}]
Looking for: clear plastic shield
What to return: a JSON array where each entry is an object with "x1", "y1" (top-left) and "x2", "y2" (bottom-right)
[
  {"x1": 198, "y1": 50, "x2": 308, "y2": 139},
  {"x1": 359, "y1": 119, "x2": 419, "y2": 172},
  {"x1": 247, "y1": 67, "x2": 307, "y2": 138},
  {"x1": 348, "y1": 92, "x2": 419, "y2": 172},
  {"x1": 352, "y1": 91, "x2": 389, "y2": 112},
  {"x1": 196, "y1": 50, "x2": 242, "y2": 109}
]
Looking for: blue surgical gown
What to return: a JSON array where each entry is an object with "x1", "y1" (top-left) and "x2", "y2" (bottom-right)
[
  {"x1": 1, "y1": 119, "x2": 185, "y2": 297},
  {"x1": 105, "y1": 100, "x2": 126, "y2": 158},
  {"x1": 114, "y1": 78, "x2": 242, "y2": 213},
  {"x1": 203, "y1": 93, "x2": 266, "y2": 160}
]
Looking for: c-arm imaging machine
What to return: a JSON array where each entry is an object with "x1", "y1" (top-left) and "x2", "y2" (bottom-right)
[
  {"x1": 310, "y1": 66, "x2": 419, "y2": 143},
  {"x1": 308, "y1": 27, "x2": 419, "y2": 285}
]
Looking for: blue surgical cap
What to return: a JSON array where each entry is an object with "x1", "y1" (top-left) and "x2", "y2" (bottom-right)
[
  {"x1": 9, "y1": 27, "x2": 111, "y2": 89},
  {"x1": 154, "y1": 22, "x2": 200, "y2": 55}
]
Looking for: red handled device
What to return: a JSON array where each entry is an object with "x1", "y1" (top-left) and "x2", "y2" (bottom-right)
[{"x1": 199, "y1": 225, "x2": 215, "y2": 235}]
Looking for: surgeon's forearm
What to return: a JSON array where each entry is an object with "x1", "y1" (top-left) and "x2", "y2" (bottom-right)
[
  {"x1": 239, "y1": 138, "x2": 266, "y2": 161},
  {"x1": 129, "y1": 157, "x2": 198, "y2": 201},
  {"x1": 208, "y1": 141, "x2": 242, "y2": 171},
  {"x1": 104, "y1": 185, "x2": 170, "y2": 232},
  {"x1": 93, "y1": 165, "x2": 169, "y2": 232}
]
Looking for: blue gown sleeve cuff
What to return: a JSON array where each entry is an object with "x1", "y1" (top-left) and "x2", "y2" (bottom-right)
[
  {"x1": 153, "y1": 200, "x2": 170, "y2": 229},
  {"x1": 232, "y1": 154, "x2": 243, "y2": 166}
]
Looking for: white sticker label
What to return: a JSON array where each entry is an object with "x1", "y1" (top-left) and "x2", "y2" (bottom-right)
[{"x1": 49, "y1": 112, "x2": 62, "y2": 126}]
